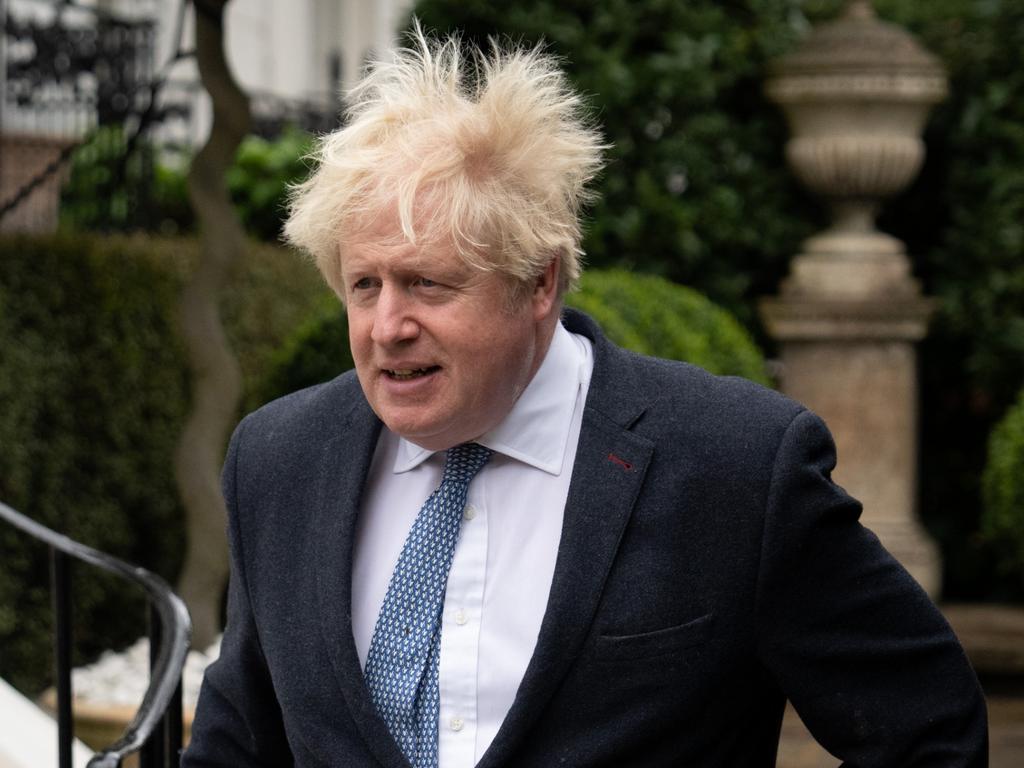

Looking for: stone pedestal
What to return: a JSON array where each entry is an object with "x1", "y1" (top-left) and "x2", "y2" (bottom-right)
[
  {"x1": 761, "y1": 232, "x2": 941, "y2": 595},
  {"x1": 762, "y1": 1, "x2": 948, "y2": 596}
]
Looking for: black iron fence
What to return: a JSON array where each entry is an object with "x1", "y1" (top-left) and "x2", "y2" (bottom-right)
[
  {"x1": 1, "y1": 0, "x2": 172, "y2": 232},
  {"x1": 2, "y1": 0, "x2": 159, "y2": 138},
  {"x1": 0, "y1": 501, "x2": 191, "y2": 768}
]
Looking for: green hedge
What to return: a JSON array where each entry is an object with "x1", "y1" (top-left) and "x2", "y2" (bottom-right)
[
  {"x1": 981, "y1": 391, "x2": 1024, "y2": 585},
  {"x1": 257, "y1": 268, "x2": 767, "y2": 407},
  {"x1": 0, "y1": 234, "x2": 327, "y2": 694}
]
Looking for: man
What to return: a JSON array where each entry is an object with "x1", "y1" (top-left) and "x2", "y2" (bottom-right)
[{"x1": 184, "y1": 28, "x2": 987, "y2": 768}]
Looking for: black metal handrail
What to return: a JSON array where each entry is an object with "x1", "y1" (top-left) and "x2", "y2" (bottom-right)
[{"x1": 0, "y1": 501, "x2": 191, "y2": 768}]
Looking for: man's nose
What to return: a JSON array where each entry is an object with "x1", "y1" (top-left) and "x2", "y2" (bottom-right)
[{"x1": 370, "y1": 285, "x2": 419, "y2": 345}]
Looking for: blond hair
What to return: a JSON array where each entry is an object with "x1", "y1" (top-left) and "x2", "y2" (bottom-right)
[{"x1": 283, "y1": 22, "x2": 606, "y2": 298}]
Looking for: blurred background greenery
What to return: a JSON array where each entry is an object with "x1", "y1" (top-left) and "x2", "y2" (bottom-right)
[{"x1": 2, "y1": 0, "x2": 1024, "y2": 695}]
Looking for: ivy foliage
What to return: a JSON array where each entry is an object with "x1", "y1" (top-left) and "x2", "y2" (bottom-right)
[{"x1": 0, "y1": 235, "x2": 326, "y2": 694}]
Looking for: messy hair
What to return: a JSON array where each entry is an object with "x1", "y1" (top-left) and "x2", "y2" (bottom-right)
[{"x1": 283, "y1": 22, "x2": 606, "y2": 298}]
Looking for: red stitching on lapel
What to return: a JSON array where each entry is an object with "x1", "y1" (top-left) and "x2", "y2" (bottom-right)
[{"x1": 607, "y1": 453, "x2": 633, "y2": 471}]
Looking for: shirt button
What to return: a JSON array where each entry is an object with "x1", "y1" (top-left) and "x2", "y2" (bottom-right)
[
  {"x1": 450, "y1": 717, "x2": 464, "y2": 732},
  {"x1": 454, "y1": 609, "x2": 467, "y2": 626},
  {"x1": 463, "y1": 504, "x2": 478, "y2": 521}
]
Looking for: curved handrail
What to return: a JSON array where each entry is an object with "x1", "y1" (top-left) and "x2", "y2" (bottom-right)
[{"x1": 0, "y1": 501, "x2": 192, "y2": 767}]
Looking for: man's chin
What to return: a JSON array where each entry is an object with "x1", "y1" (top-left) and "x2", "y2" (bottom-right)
[{"x1": 384, "y1": 417, "x2": 481, "y2": 452}]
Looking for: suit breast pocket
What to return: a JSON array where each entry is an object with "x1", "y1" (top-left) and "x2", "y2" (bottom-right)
[{"x1": 593, "y1": 612, "x2": 714, "y2": 661}]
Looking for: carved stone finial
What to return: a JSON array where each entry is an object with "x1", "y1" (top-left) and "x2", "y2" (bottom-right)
[{"x1": 765, "y1": 1, "x2": 948, "y2": 267}]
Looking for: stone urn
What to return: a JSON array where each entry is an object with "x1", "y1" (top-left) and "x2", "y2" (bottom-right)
[
  {"x1": 760, "y1": 0, "x2": 948, "y2": 596},
  {"x1": 763, "y1": 0, "x2": 947, "y2": 302}
]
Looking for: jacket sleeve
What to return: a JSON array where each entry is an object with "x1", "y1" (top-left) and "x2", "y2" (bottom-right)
[
  {"x1": 182, "y1": 417, "x2": 295, "y2": 767},
  {"x1": 754, "y1": 409, "x2": 988, "y2": 767}
]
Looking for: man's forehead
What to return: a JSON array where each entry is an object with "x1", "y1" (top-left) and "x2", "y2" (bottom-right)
[
  {"x1": 341, "y1": 231, "x2": 463, "y2": 274},
  {"x1": 340, "y1": 201, "x2": 488, "y2": 274}
]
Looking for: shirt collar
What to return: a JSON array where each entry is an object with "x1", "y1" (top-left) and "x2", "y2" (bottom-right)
[{"x1": 394, "y1": 322, "x2": 590, "y2": 475}]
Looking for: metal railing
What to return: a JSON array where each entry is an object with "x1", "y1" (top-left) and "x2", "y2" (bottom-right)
[{"x1": 0, "y1": 501, "x2": 191, "y2": 768}]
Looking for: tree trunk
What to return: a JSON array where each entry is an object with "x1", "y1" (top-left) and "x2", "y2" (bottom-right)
[{"x1": 175, "y1": 0, "x2": 251, "y2": 650}]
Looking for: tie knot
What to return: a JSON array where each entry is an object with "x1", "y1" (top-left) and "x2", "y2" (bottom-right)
[{"x1": 442, "y1": 443, "x2": 493, "y2": 486}]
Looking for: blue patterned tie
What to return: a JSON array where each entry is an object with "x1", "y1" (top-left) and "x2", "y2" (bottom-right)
[{"x1": 364, "y1": 442, "x2": 493, "y2": 767}]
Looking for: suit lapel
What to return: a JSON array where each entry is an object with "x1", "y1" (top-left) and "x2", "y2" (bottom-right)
[
  {"x1": 478, "y1": 311, "x2": 655, "y2": 768},
  {"x1": 312, "y1": 391, "x2": 410, "y2": 768}
]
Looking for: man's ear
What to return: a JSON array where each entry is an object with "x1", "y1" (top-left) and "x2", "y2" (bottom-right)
[{"x1": 531, "y1": 253, "x2": 561, "y2": 321}]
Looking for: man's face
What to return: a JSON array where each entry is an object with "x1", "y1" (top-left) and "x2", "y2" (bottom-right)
[{"x1": 342, "y1": 215, "x2": 556, "y2": 451}]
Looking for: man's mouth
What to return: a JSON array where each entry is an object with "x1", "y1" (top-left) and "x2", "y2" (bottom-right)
[{"x1": 383, "y1": 366, "x2": 441, "y2": 381}]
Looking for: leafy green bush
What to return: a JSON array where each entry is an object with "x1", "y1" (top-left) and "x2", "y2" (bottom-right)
[
  {"x1": 981, "y1": 391, "x2": 1024, "y2": 585},
  {"x1": 59, "y1": 126, "x2": 193, "y2": 234},
  {"x1": 257, "y1": 268, "x2": 767, "y2": 407},
  {"x1": 227, "y1": 127, "x2": 317, "y2": 242},
  {"x1": 0, "y1": 234, "x2": 326, "y2": 695},
  {"x1": 567, "y1": 269, "x2": 769, "y2": 384},
  {"x1": 61, "y1": 126, "x2": 316, "y2": 242}
]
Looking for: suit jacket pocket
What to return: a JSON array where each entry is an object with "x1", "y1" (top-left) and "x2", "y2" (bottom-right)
[{"x1": 594, "y1": 613, "x2": 714, "y2": 661}]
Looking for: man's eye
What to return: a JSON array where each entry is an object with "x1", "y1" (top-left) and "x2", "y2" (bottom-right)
[
  {"x1": 353, "y1": 277, "x2": 374, "y2": 290},
  {"x1": 416, "y1": 277, "x2": 438, "y2": 288}
]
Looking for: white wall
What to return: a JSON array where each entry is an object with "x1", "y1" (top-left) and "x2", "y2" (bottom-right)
[{"x1": 151, "y1": 0, "x2": 414, "y2": 147}]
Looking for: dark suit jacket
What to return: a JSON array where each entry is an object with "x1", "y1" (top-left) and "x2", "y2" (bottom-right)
[{"x1": 184, "y1": 309, "x2": 987, "y2": 767}]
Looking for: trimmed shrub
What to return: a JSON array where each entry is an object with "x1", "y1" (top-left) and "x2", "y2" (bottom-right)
[
  {"x1": 981, "y1": 391, "x2": 1024, "y2": 584},
  {"x1": 567, "y1": 269, "x2": 769, "y2": 384},
  {"x1": 0, "y1": 235, "x2": 189, "y2": 694},
  {"x1": 257, "y1": 268, "x2": 768, "y2": 407},
  {"x1": 0, "y1": 234, "x2": 327, "y2": 694}
]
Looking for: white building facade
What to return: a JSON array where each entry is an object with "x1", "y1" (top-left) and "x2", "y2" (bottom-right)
[{"x1": 155, "y1": 0, "x2": 415, "y2": 145}]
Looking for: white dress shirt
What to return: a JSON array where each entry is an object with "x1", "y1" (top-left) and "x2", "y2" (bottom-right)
[{"x1": 352, "y1": 322, "x2": 594, "y2": 767}]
